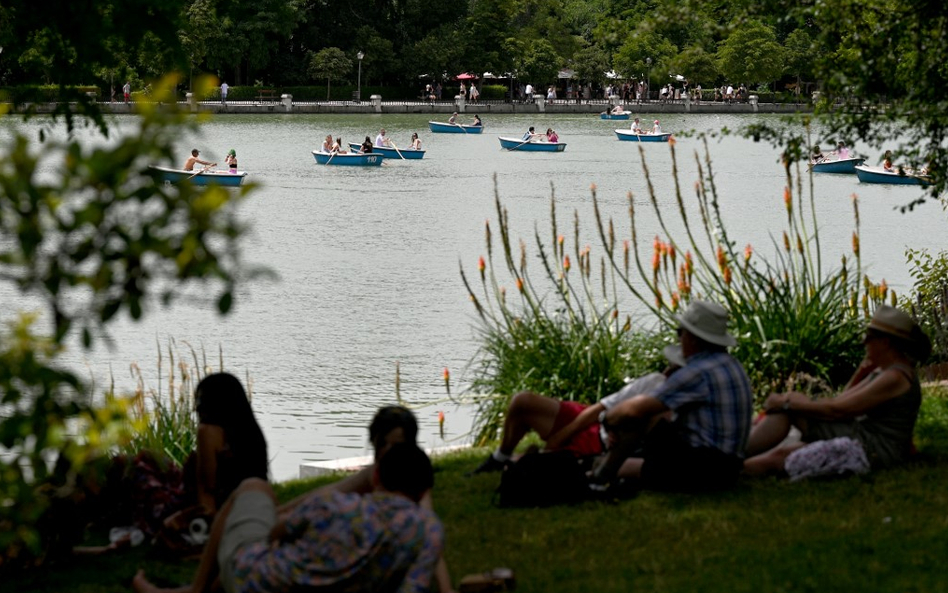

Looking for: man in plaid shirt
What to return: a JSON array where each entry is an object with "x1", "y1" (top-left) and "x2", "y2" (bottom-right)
[{"x1": 593, "y1": 300, "x2": 753, "y2": 492}]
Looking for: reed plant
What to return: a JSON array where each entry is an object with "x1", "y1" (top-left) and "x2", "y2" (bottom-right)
[
  {"x1": 463, "y1": 137, "x2": 893, "y2": 443},
  {"x1": 115, "y1": 340, "x2": 245, "y2": 467}
]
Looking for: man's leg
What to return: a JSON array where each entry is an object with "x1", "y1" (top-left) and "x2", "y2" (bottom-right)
[{"x1": 469, "y1": 391, "x2": 560, "y2": 474}]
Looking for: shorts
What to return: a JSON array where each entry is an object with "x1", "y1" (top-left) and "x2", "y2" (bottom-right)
[
  {"x1": 640, "y1": 420, "x2": 742, "y2": 492},
  {"x1": 218, "y1": 490, "x2": 276, "y2": 593},
  {"x1": 801, "y1": 418, "x2": 857, "y2": 442},
  {"x1": 552, "y1": 401, "x2": 603, "y2": 456}
]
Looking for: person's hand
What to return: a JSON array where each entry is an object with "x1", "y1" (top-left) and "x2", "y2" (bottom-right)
[{"x1": 763, "y1": 392, "x2": 792, "y2": 414}]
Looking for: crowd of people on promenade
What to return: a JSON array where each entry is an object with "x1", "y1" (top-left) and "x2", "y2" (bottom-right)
[{"x1": 46, "y1": 297, "x2": 928, "y2": 593}]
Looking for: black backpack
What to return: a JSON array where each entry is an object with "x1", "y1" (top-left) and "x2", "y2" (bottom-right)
[{"x1": 495, "y1": 450, "x2": 590, "y2": 508}]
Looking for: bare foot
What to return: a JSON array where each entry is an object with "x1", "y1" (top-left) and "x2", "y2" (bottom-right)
[{"x1": 132, "y1": 569, "x2": 191, "y2": 593}]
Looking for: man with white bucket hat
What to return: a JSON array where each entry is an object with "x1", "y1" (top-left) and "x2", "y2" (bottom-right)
[{"x1": 592, "y1": 300, "x2": 753, "y2": 492}]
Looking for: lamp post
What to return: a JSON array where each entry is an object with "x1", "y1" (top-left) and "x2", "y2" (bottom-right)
[
  {"x1": 646, "y1": 57, "x2": 651, "y2": 103},
  {"x1": 356, "y1": 51, "x2": 364, "y2": 102}
]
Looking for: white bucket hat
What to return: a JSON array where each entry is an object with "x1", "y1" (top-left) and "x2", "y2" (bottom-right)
[{"x1": 676, "y1": 300, "x2": 736, "y2": 347}]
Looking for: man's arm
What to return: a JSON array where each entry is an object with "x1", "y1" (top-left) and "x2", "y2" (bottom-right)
[{"x1": 545, "y1": 402, "x2": 604, "y2": 450}]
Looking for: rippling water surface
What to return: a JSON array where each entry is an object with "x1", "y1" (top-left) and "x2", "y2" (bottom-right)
[{"x1": 2, "y1": 112, "x2": 942, "y2": 480}]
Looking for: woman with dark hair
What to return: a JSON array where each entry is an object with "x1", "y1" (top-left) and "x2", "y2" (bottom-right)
[
  {"x1": 158, "y1": 374, "x2": 267, "y2": 552},
  {"x1": 192, "y1": 373, "x2": 269, "y2": 512}
]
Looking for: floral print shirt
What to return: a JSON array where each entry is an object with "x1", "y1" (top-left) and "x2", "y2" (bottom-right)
[{"x1": 232, "y1": 490, "x2": 444, "y2": 593}]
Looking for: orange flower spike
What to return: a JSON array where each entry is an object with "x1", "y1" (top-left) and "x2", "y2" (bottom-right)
[
  {"x1": 655, "y1": 287, "x2": 663, "y2": 308},
  {"x1": 652, "y1": 250, "x2": 661, "y2": 272},
  {"x1": 685, "y1": 251, "x2": 694, "y2": 277},
  {"x1": 783, "y1": 231, "x2": 791, "y2": 252},
  {"x1": 716, "y1": 245, "x2": 727, "y2": 270},
  {"x1": 669, "y1": 244, "x2": 677, "y2": 266},
  {"x1": 671, "y1": 292, "x2": 680, "y2": 311},
  {"x1": 879, "y1": 279, "x2": 888, "y2": 299},
  {"x1": 516, "y1": 277, "x2": 524, "y2": 292},
  {"x1": 438, "y1": 410, "x2": 445, "y2": 439},
  {"x1": 564, "y1": 255, "x2": 571, "y2": 272},
  {"x1": 744, "y1": 244, "x2": 753, "y2": 263},
  {"x1": 852, "y1": 232, "x2": 860, "y2": 257},
  {"x1": 796, "y1": 234, "x2": 804, "y2": 254},
  {"x1": 783, "y1": 186, "x2": 792, "y2": 218},
  {"x1": 723, "y1": 266, "x2": 733, "y2": 285},
  {"x1": 612, "y1": 309, "x2": 619, "y2": 320},
  {"x1": 477, "y1": 255, "x2": 486, "y2": 280},
  {"x1": 653, "y1": 235, "x2": 661, "y2": 254},
  {"x1": 668, "y1": 135, "x2": 676, "y2": 147}
]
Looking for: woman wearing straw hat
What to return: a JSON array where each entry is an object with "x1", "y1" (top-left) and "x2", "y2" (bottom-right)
[{"x1": 744, "y1": 305, "x2": 931, "y2": 477}]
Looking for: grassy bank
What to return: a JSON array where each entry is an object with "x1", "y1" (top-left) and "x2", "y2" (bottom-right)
[{"x1": 9, "y1": 390, "x2": 948, "y2": 593}]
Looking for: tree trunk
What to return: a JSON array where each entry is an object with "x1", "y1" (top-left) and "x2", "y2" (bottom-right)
[{"x1": 326, "y1": 78, "x2": 331, "y2": 100}]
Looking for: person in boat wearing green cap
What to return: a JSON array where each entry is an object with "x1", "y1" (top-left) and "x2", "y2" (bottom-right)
[{"x1": 224, "y1": 149, "x2": 237, "y2": 172}]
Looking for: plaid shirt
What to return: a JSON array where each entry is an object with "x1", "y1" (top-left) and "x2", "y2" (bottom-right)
[
  {"x1": 651, "y1": 350, "x2": 753, "y2": 457},
  {"x1": 232, "y1": 491, "x2": 444, "y2": 593}
]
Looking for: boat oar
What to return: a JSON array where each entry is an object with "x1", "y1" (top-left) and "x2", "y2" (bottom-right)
[
  {"x1": 506, "y1": 136, "x2": 534, "y2": 151},
  {"x1": 388, "y1": 140, "x2": 406, "y2": 160},
  {"x1": 187, "y1": 163, "x2": 214, "y2": 181},
  {"x1": 326, "y1": 150, "x2": 337, "y2": 165}
]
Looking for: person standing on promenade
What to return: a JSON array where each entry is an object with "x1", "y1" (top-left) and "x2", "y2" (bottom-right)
[
  {"x1": 123, "y1": 81, "x2": 131, "y2": 104},
  {"x1": 220, "y1": 81, "x2": 228, "y2": 105},
  {"x1": 591, "y1": 300, "x2": 754, "y2": 492}
]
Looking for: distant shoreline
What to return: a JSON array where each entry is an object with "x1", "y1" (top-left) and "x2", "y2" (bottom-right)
[{"x1": 6, "y1": 98, "x2": 815, "y2": 116}]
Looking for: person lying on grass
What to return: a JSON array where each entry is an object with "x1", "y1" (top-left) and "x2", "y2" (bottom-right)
[
  {"x1": 591, "y1": 300, "x2": 754, "y2": 492},
  {"x1": 132, "y1": 442, "x2": 443, "y2": 593},
  {"x1": 468, "y1": 346, "x2": 685, "y2": 475},
  {"x1": 744, "y1": 305, "x2": 931, "y2": 478},
  {"x1": 277, "y1": 405, "x2": 456, "y2": 593}
]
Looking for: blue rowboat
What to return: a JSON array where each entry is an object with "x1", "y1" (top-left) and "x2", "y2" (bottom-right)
[
  {"x1": 600, "y1": 111, "x2": 631, "y2": 120},
  {"x1": 347, "y1": 143, "x2": 426, "y2": 160},
  {"x1": 149, "y1": 165, "x2": 247, "y2": 187},
  {"x1": 498, "y1": 136, "x2": 567, "y2": 152},
  {"x1": 311, "y1": 150, "x2": 383, "y2": 167},
  {"x1": 854, "y1": 164, "x2": 931, "y2": 186},
  {"x1": 614, "y1": 129, "x2": 672, "y2": 142},
  {"x1": 428, "y1": 121, "x2": 484, "y2": 134},
  {"x1": 809, "y1": 157, "x2": 865, "y2": 174}
]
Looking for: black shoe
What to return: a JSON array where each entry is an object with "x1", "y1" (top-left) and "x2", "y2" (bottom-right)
[{"x1": 467, "y1": 454, "x2": 507, "y2": 476}]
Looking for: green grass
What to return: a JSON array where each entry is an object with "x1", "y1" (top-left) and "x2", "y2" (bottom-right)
[{"x1": 9, "y1": 392, "x2": 948, "y2": 593}]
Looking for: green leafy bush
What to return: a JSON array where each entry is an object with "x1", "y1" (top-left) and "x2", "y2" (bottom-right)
[{"x1": 902, "y1": 248, "x2": 948, "y2": 364}]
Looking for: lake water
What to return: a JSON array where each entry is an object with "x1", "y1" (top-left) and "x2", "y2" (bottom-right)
[{"x1": 1, "y1": 112, "x2": 943, "y2": 481}]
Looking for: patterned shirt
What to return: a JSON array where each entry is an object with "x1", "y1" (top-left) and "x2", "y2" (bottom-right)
[
  {"x1": 651, "y1": 350, "x2": 753, "y2": 457},
  {"x1": 232, "y1": 491, "x2": 444, "y2": 593}
]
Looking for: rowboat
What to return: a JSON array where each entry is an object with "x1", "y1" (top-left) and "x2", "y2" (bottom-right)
[
  {"x1": 614, "y1": 129, "x2": 672, "y2": 142},
  {"x1": 600, "y1": 111, "x2": 631, "y2": 120},
  {"x1": 347, "y1": 143, "x2": 426, "y2": 160},
  {"x1": 498, "y1": 137, "x2": 567, "y2": 152},
  {"x1": 311, "y1": 150, "x2": 383, "y2": 167},
  {"x1": 854, "y1": 164, "x2": 931, "y2": 186},
  {"x1": 809, "y1": 157, "x2": 865, "y2": 174},
  {"x1": 149, "y1": 165, "x2": 247, "y2": 187},
  {"x1": 428, "y1": 121, "x2": 484, "y2": 134}
]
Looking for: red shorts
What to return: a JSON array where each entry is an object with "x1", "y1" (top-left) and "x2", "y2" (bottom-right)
[{"x1": 550, "y1": 401, "x2": 603, "y2": 456}]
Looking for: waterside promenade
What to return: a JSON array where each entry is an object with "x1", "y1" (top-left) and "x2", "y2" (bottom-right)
[{"x1": 14, "y1": 95, "x2": 814, "y2": 116}]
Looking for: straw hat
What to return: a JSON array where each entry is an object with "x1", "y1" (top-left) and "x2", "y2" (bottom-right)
[
  {"x1": 662, "y1": 344, "x2": 687, "y2": 367},
  {"x1": 868, "y1": 305, "x2": 931, "y2": 361},
  {"x1": 676, "y1": 300, "x2": 736, "y2": 347}
]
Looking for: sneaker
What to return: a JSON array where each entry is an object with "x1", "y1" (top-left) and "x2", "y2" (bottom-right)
[{"x1": 467, "y1": 454, "x2": 507, "y2": 476}]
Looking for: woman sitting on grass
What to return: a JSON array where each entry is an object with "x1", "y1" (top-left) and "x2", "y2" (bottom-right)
[
  {"x1": 744, "y1": 305, "x2": 931, "y2": 478},
  {"x1": 160, "y1": 374, "x2": 268, "y2": 547}
]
